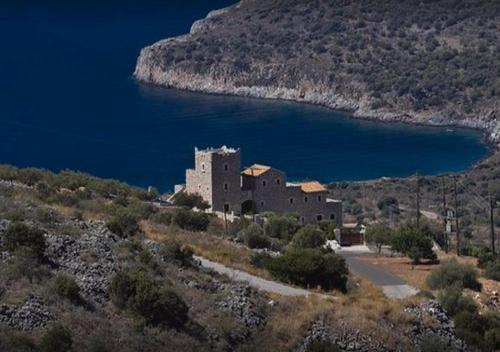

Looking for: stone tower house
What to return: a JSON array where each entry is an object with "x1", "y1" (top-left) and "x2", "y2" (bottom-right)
[{"x1": 185, "y1": 146, "x2": 242, "y2": 213}]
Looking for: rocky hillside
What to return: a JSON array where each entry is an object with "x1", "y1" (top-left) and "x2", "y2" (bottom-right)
[
  {"x1": 135, "y1": 0, "x2": 500, "y2": 143},
  {"x1": 0, "y1": 166, "x2": 473, "y2": 351}
]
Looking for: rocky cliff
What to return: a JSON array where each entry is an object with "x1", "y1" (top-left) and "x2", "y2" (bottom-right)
[{"x1": 135, "y1": 0, "x2": 500, "y2": 144}]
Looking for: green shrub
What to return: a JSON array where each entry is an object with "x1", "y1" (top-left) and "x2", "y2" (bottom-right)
[
  {"x1": 266, "y1": 249, "x2": 348, "y2": 292},
  {"x1": 0, "y1": 328, "x2": 36, "y2": 352},
  {"x1": 172, "y1": 208, "x2": 210, "y2": 232},
  {"x1": 390, "y1": 224, "x2": 437, "y2": 262},
  {"x1": 172, "y1": 192, "x2": 209, "y2": 210},
  {"x1": 39, "y1": 323, "x2": 72, "y2": 352},
  {"x1": 2, "y1": 248, "x2": 49, "y2": 283},
  {"x1": 419, "y1": 333, "x2": 456, "y2": 352},
  {"x1": 3, "y1": 222, "x2": 46, "y2": 259},
  {"x1": 138, "y1": 250, "x2": 159, "y2": 271},
  {"x1": 108, "y1": 272, "x2": 136, "y2": 309},
  {"x1": 250, "y1": 251, "x2": 272, "y2": 268},
  {"x1": 305, "y1": 340, "x2": 341, "y2": 352},
  {"x1": 108, "y1": 271, "x2": 189, "y2": 328},
  {"x1": 437, "y1": 285, "x2": 478, "y2": 316},
  {"x1": 151, "y1": 211, "x2": 173, "y2": 226},
  {"x1": 129, "y1": 274, "x2": 188, "y2": 327},
  {"x1": 107, "y1": 212, "x2": 140, "y2": 238},
  {"x1": 485, "y1": 259, "x2": 500, "y2": 281},
  {"x1": 263, "y1": 214, "x2": 300, "y2": 241},
  {"x1": 238, "y1": 223, "x2": 270, "y2": 249},
  {"x1": 427, "y1": 259, "x2": 481, "y2": 291},
  {"x1": 53, "y1": 274, "x2": 80, "y2": 303},
  {"x1": 291, "y1": 225, "x2": 326, "y2": 248},
  {"x1": 159, "y1": 240, "x2": 193, "y2": 266},
  {"x1": 477, "y1": 250, "x2": 496, "y2": 269}
]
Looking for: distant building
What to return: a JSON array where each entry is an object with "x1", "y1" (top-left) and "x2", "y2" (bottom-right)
[{"x1": 182, "y1": 146, "x2": 342, "y2": 225}]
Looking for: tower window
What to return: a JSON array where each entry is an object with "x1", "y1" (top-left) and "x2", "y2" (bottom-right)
[
  {"x1": 224, "y1": 183, "x2": 229, "y2": 191},
  {"x1": 289, "y1": 198, "x2": 294, "y2": 205},
  {"x1": 304, "y1": 196, "x2": 308, "y2": 203},
  {"x1": 262, "y1": 180, "x2": 267, "y2": 187},
  {"x1": 301, "y1": 217, "x2": 305, "y2": 224},
  {"x1": 276, "y1": 179, "x2": 281, "y2": 185},
  {"x1": 224, "y1": 203, "x2": 230, "y2": 212},
  {"x1": 198, "y1": 184, "x2": 201, "y2": 189},
  {"x1": 224, "y1": 163, "x2": 229, "y2": 171},
  {"x1": 318, "y1": 195, "x2": 322, "y2": 202},
  {"x1": 330, "y1": 214, "x2": 336, "y2": 220},
  {"x1": 260, "y1": 201, "x2": 265, "y2": 207},
  {"x1": 201, "y1": 163, "x2": 206, "y2": 172},
  {"x1": 316, "y1": 215, "x2": 323, "y2": 221}
]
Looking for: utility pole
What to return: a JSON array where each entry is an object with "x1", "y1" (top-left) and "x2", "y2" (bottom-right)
[
  {"x1": 441, "y1": 176, "x2": 448, "y2": 253},
  {"x1": 453, "y1": 176, "x2": 460, "y2": 256},
  {"x1": 489, "y1": 194, "x2": 496, "y2": 254},
  {"x1": 416, "y1": 174, "x2": 421, "y2": 228}
]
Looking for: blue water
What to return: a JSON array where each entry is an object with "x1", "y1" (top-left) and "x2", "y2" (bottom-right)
[{"x1": 0, "y1": 1, "x2": 489, "y2": 191}]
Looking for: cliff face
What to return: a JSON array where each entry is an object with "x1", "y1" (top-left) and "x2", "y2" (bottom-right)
[{"x1": 135, "y1": 0, "x2": 500, "y2": 143}]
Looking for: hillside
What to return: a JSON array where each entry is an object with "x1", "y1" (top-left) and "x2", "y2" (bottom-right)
[
  {"x1": 135, "y1": 0, "x2": 500, "y2": 143},
  {"x1": 0, "y1": 166, "x2": 484, "y2": 351}
]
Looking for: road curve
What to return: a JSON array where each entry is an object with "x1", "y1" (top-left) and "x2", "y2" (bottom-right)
[{"x1": 194, "y1": 256, "x2": 314, "y2": 297}]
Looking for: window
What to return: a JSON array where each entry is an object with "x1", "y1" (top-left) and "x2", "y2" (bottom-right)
[
  {"x1": 224, "y1": 163, "x2": 229, "y2": 171},
  {"x1": 262, "y1": 180, "x2": 267, "y2": 187},
  {"x1": 301, "y1": 217, "x2": 305, "y2": 224},
  {"x1": 318, "y1": 195, "x2": 322, "y2": 202},
  {"x1": 304, "y1": 196, "x2": 308, "y2": 203},
  {"x1": 330, "y1": 214, "x2": 336, "y2": 220},
  {"x1": 289, "y1": 198, "x2": 294, "y2": 205},
  {"x1": 260, "y1": 201, "x2": 265, "y2": 207},
  {"x1": 224, "y1": 204, "x2": 230, "y2": 212},
  {"x1": 201, "y1": 163, "x2": 206, "y2": 172},
  {"x1": 316, "y1": 215, "x2": 323, "y2": 221},
  {"x1": 198, "y1": 184, "x2": 201, "y2": 189},
  {"x1": 224, "y1": 183, "x2": 229, "y2": 191},
  {"x1": 276, "y1": 179, "x2": 281, "y2": 185}
]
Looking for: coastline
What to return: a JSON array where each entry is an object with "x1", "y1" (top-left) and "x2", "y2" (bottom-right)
[{"x1": 133, "y1": 5, "x2": 500, "y2": 156}]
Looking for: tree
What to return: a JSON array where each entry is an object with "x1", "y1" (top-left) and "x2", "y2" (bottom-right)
[
  {"x1": 291, "y1": 225, "x2": 326, "y2": 248},
  {"x1": 263, "y1": 214, "x2": 300, "y2": 241},
  {"x1": 172, "y1": 192, "x2": 209, "y2": 210},
  {"x1": 377, "y1": 197, "x2": 399, "y2": 218},
  {"x1": 365, "y1": 223, "x2": 393, "y2": 254},
  {"x1": 172, "y1": 208, "x2": 210, "y2": 231},
  {"x1": 106, "y1": 212, "x2": 140, "y2": 238},
  {"x1": 390, "y1": 224, "x2": 437, "y2": 262},
  {"x1": 39, "y1": 323, "x2": 72, "y2": 352},
  {"x1": 238, "y1": 223, "x2": 270, "y2": 249},
  {"x1": 3, "y1": 222, "x2": 46, "y2": 260}
]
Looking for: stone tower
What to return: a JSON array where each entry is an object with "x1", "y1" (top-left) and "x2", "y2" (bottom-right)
[{"x1": 185, "y1": 146, "x2": 241, "y2": 213}]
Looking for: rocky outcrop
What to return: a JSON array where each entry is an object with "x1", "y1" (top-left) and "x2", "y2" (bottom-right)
[
  {"x1": 134, "y1": 0, "x2": 500, "y2": 146},
  {"x1": 405, "y1": 300, "x2": 467, "y2": 351},
  {"x1": 298, "y1": 316, "x2": 387, "y2": 352},
  {"x1": 45, "y1": 220, "x2": 118, "y2": 303},
  {"x1": 0, "y1": 219, "x2": 10, "y2": 264},
  {"x1": 0, "y1": 296, "x2": 52, "y2": 331}
]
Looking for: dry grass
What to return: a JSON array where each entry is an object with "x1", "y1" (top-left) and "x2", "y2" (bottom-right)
[
  {"x1": 141, "y1": 221, "x2": 271, "y2": 279},
  {"x1": 258, "y1": 277, "x2": 418, "y2": 351}
]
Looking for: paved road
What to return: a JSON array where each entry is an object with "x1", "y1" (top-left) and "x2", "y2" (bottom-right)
[
  {"x1": 194, "y1": 256, "x2": 314, "y2": 297},
  {"x1": 339, "y1": 252, "x2": 418, "y2": 299}
]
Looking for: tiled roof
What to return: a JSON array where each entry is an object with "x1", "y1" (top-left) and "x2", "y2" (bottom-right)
[
  {"x1": 242, "y1": 164, "x2": 271, "y2": 177},
  {"x1": 298, "y1": 181, "x2": 326, "y2": 193}
]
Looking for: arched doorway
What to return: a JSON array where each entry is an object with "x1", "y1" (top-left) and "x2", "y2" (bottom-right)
[{"x1": 241, "y1": 200, "x2": 256, "y2": 215}]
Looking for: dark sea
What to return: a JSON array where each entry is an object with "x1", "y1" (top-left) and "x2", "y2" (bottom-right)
[{"x1": 0, "y1": 0, "x2": 489, "y2": 191}]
